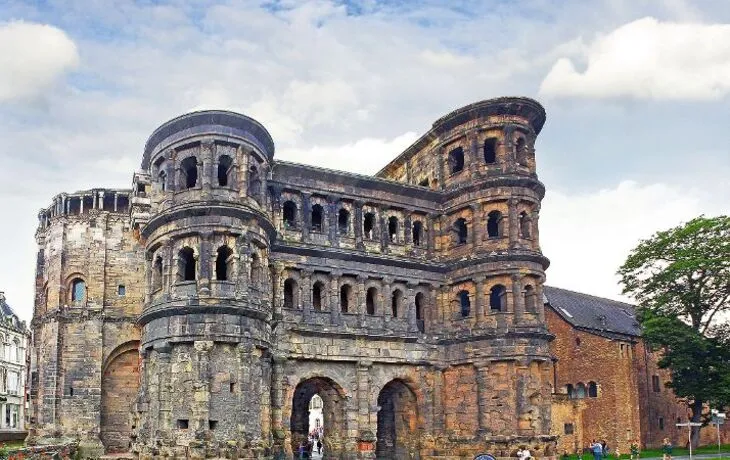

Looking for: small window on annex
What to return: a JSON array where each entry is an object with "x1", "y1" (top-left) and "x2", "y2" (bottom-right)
[
  {"x1": 216, "y1": 246, "x2": 234, "y2": 281},
  {"x1": 284, "y1": 278, "x2": 298, "y2": 309},
  {"x1": 415, "y1": 292, "x2": 425, "y2": 332},
  {"x1": 564, "y1": 423, "x2": 574, "y2": 435},
  {"x1": 484, "y1": 138, "x2": 498, "y2": 164},
  {"x1": 71, "y1": 278, "x2": 86, "y2": 303},
  {"x1": 489, "y1": 285, "x2": 506, "y2": 312},
  {"x1": 458, "y1": 290, "x2": 471, "y2": 318},
  {"x1": 152, "y1": 256, "x2": 163, "y2": 291},
  {"x1": 412, "y1": 221, "x2": 423, "y2": 246},
  {"x1": 391, "y1": 289, "x2": 403, "y2": 317},
  {"x1": 524, "y1": 285, "x2": 537, "y2": 312},
  {"x1": 340, "y1": 284, "x2": 352, "y2": 313},
  {"x1": 588, "y1": 381, "x2": 598, "y2": 397},
  {"x1": 574, "y1": 382, "x2": 587, "y2": 399},
  {"x1": 311, "y1": 204, "x2": 324, "y2": 232},
  {"x1": 338, "y1": 209, "x2": 350, "y2": 235},
  {"x1": 487, "y1": 211, "x2": 503, "y2": 238},
  {"x1": 448, "y1": 147, "x2": 465, "y2": 174},
  {"x1": 566, "y1": 384, "x2": 574, "y2": 399},
  {"x1": 520, "y1": 211, "x2": 532, "y2": 239},
  {"x1": 283, "y1": 201, "x2": 297, "y2": 229},
  {"x1": 363, "y1": 213, "x2": 376, "y2": 239}
]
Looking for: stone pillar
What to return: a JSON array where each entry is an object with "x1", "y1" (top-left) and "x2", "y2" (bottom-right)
[
  {"x1": 237, "y1": 146, "x2": 248, "y2": 197},
  {"x1": 533, "y1": 205, "x2": 541, "y2": 251},
  {"x1": 382, "y1": 277, "x2": 393, "y2": 324},
  {"x1": 404, "y1": 213, "x2": 412, "y2": 245},
  {"x1": 475, "y1": 277, "x2": 485, "y2": 321},
  {"x1": 512, "y1": 274, "x2": 523, "y2": 322},
  {"x1": 113, "y1": 193, "x2": 118, "y2": 212},
  {"x1": 192, "y1": 341, "x2": 213, "y2": 432},
  {"x1": 468, "y1": 131, "x2": 479, "y2": 178},
  {"x1": 157, "y1": 344, "x2": 172, "y2": 435},
  {"x1": 301, "y1": 270, "x2": 313, "y2": 321},
  {"x1": 354, "y1": 201, "x2": 364, "y2": 249},
  {"x1": 471, "y1": 204, "x2": 480, "y2": 245},
  {"x1": 272, "y1": 264, "x2": 285, "y2": 318},
  {"x1": 330, "y1": 272, "x2": 342, "y2": 325},
  {"x1": 406, "y1": 282, "x2": 417, "y2": 332},
  {"x1": 535, "y1": 282, "x2": 546, "y2": 323},
  {"x1": 508, "y1": 198, "x2": 519, "y2": 248},
  {"x1": 301, "y1": 193, "x2": 311, "y2": 243},
  {"x1": 327, "y1": 196, "x2": 338, "y2": 245},
  {"x1": 162, "y1": 243, "x2": 172, "y2": 296},
  {"x1": 379, "y1": 208, "x2": 388, "y2": 252},
  {"x1": 432, "y1": 365, "x2": 447, "y2": 437},
  {"x1": 79, "y1": 196, "x2": 84, "y2": 214},
  {"x1": 98, "y1": 191, "x2": 105, "y2": 211},
  {"x1": 356, "y1": 361, "x2": 374, "y2": 446},
  {"x1": 199, "y1": 233, "x2": 212, "y2": 295},
  {"x1": 427, "y1": 214, "x2": 436, "y2": 257},
  {"x1": 61, "y1": 194, "x2": 67, "y2": 215},
  {"x1": 237, "y1": 343, "x2": 253, "y2": 432},
  {"x1": 357, "y1": 275, "x2": 366, "y2": 325},
  {"x1": 271, "y1": 356, "x2": 286, "y2": 437},
  {"x1": 475, "y1": 363, "x2": 490, "y2": 434},
  {"x1": 436, "y1": 146, "x2": 445, "y2": 191}
]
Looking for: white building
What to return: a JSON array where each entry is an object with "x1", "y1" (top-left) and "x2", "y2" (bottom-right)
[{"x1": 0, "y1": 292, "x2": 29, "y2": 436}]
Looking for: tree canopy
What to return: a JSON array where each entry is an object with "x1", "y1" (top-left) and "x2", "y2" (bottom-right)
[{"x1": 618, "y1": 215, "x2": 730, "y2": 441}]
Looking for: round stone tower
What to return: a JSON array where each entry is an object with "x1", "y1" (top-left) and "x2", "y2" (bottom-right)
[
  {"x1": 132, "y1": 111, "x2": 277, "y2": 457},
  {"x1": 434, "y1": 97, "x2": 554, "y2": 443}
]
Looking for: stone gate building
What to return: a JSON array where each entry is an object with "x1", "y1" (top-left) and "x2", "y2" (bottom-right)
[{"x1": 30, "y1": 97, "x2": 717, "y2": 459}]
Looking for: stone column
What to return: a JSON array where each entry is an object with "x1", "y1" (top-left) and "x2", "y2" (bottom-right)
[
  {"x1": 192, "y1": 341, "x2": 213, "y2": 432},
  {"x1": 535, "y1": 281, "x2": 546, "y2": 323},
  {"x1": 356, "y1": 361, "x2": 373, "y2": 443},
  {"x1": 162, "y1": 243, "x2": 172, "y2": 296},
  {"x1": 471, "y1": 204, "x2": 480, "y2": 245},
  {"x1": 330, "y1": 272, "x2": 342, "y2": 325},
  {"x1": 113, "y1": 192, "x2": 118, "y2": 212},
  {"x1": 427, "y1": 214, "x2": 436, "y2": 257},
  {"x1": 301, "y1": 270, "x2": 313, "y2": 322},
  {"x1": 382, "y1": 277, "x2": 393, "y2": 324},
  {"x1": 198, "y1": 233, "x2": 212, "y2": 295},
  {"x1": 201, "y1": 141, "x2": 214, "y2": 192},
  {"x1": 157, "y1": 344, "x2": 173, "y2": 435},
  {"x1": 475, "y1": 362, "x2": 490, "y2": 434},
  {"x1": 237, "y1": 343, "x2": 253, "y2": 431},
  {"x1": 327, "y1": 196, "x2": 338, "y2": 245},
  {"x1": 468, "y1": 131, "x2": 479, "y2": 179},
  {"x1": 354, "y1": 201, "x2": 364, "y2": 249},
  {"x1": 436, "y1": 146, "x2": 445, "y2": 190},
  {"x1": 475, "y1": 277, "x2": 485, "y2": 321},
  {"x1": 301, "y1": 193, "x2": 311, "y2": 243},
  {"x1": 272, "y1": 264, "x2": 285, "y2": 319},
  {"x1": 379, "y1": 208, "x2": 388, "y2": 252},
  {"x1": 406, "y1": 282, "x2": 418, "y2": 332},
  {"x1": 432, "y1": 365, "x2": 447, "y2": 437},
  {"x1": 532, "y1": 205, "x2": 541, "y2": 251},
  {"x1": 271, "y1": 356, "x2": 286, "y2": 436},
  {"x1": 512, "y1": 274, "x2": 523, "y2": 323},
  {"x1": 404, "y1": 214, "x2": 412, "y2": 245},
  {"x1": 357, "y1": 275, "x2": 367, "y2": 325},
  {"x1": 508, "y1": 198, "x2": 519, "y2": 248}
]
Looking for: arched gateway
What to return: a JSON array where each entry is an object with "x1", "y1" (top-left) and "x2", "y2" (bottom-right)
[
  {"x1": 290, "y1": 377, "x2": 348, "y2": 458},
  {"x1": 376, "y1": 379, "x2": 420, "y2": 459}
]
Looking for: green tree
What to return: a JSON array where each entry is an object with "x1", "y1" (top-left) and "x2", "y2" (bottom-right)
[{"x1": 618, "y1": 215, "x2": 730, "y2": 445}]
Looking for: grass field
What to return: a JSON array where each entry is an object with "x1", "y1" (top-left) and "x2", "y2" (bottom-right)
[{"x1": 560, "y1": 444, "x2": 730, "y2": 460}]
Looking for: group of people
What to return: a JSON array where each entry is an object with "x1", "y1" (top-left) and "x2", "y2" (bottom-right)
[
  {"x1": 297, "y1": 436, "x2": 323, "y2": 459},
  {"x1": 517, "y1": 446, "x2": 533, "y2": 460}
]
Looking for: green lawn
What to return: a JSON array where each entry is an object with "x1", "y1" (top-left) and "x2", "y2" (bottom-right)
[
  {"x1": 0, "y1": 440, "x2": 25, "y2": 450},
  {"x1": 561, "y1": 444, "x2": 730, "y2": 460}
]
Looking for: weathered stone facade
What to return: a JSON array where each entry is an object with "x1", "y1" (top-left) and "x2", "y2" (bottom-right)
[{"x1": 30, "y1": 97, "x2": 554, "y2": 459}]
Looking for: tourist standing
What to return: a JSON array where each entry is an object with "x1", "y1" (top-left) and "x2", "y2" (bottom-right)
[
  {"x1": 662, "y1": 438, "x2": 672, "y2": 460},
  {"x1": 592, "y1": 440, "x2": 603, "y2": 460},
  {"x1": 630, "y1": 440, "x2": 640, "y2": 460}
]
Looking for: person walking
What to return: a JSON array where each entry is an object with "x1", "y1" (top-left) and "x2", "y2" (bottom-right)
[
  {"x1": 662, "y1": 438, "x2": 673, "y2": 460},
  {"x1": 592, "y1": 440, "x2": 603, "y2": 460},
  {"x1": 317, "y1": 439, "x2": 322, "y2": 455}
]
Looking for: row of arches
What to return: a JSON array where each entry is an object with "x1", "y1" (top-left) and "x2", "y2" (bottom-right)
[
  {"x1": 153, "y1": 153, "x2": 263, "y2": 200},
  {"x1": 566, "y1": 381, "x2": 598, "y2": 399},
  {"x1": 282, "y1": 277, "x2": 427, "y2": 331},
  {"x1": 453, "y1": 209, "x2": 532, "y2": 245},
  {"x1": 447, "y1": 132, "x2": 531, "y2": 176},
  {"x1": 456, "y1": 282, "x2": 539, "y2": 318},
  {"x1": 281, "y1": 200, "x2": 428, "y2": 246}
]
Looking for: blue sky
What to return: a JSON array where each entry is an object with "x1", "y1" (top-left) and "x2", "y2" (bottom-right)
[{"x1": 1, "y1": 0, "x2": 729, "y2": 319}]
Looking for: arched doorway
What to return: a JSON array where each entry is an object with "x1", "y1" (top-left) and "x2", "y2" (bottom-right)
[
  {"x1": 290, "y1": 377, "x2": 347, "y2": 458},
  {"x1": 376, "y1": 379, "x2": 419, "y2": 459},
  {"x1": 100, "y1": 342, "x2": 140, "y2": 453}
]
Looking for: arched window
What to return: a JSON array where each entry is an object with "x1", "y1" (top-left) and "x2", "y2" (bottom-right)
[
  {"x1": 178, "y1": 247, "x2": 196, "y2": 281},
  {"x1": 388, "y1": 216, "x2": 398, "y2": 243},
  {"x1": 152, "y1": 256, "x2": 163, "y2": 291},
  {"x1": 515, "y1": 137, "x2": 528, "y2": 166},
  {"x1": 448, "y1": 147, "x2": 465, "y2": 174},
  {"x1": 363, "y1": 213, "x2": 376, "y2": 239},
  {"x1": 566, "y1": 384, "x2": 574, "y2": 399},
  {"x1": 366, "y1": 287, "x2": 377, "y2": 315},
  {"x1": 284, "y1": 278, "x2": 297, "y2": 309},
  {"x1": 524, "y1": 285, "x2": 537, "y2": 312},
  {"x1": 340, "y1": 284, "x2": 352, "y2": 313},
  {"x1": 338, "y1": 209, "x2": 350, "y2": 235},
  {"x1": 455, "y1": 218, "x2": 468, "y2": 245},
  {"x1": 180, "y1": 157, "x2": 198, "y2": 189},
  {"x1": 484, "y1": 138, "x2": 498, "y2": 164},
  {"x1": 283, "y1": 201, "x2": 297, "y2": 229},
  {"x1": 248, "y1": 165, "x2": 261, "y2": 199},
  {"x1": 487, "y1": 211, "x2": 503, "y2": 238},
  {"x1": 412, "y1": 221, "x2": 423, "y2": 246},
  {"x1": 575, "y1": 382, "x2": 587, "y2": 399},
  {"x1": 415, "y1": 292, "x2": 425, "y2": 332},
  {"x1": 520, "y1": 211, "x2": 532, "y2": 239},
  {"x1": 489, "y1": 285, "x2": 506, "y2": 312},
  {"x1": 215, "y1": 246, "x2": 234, "y2": 281},
  {"x1": 391, "y1": 289, "x2": 403, "y2": 318},
  {"x1": 588, "y1": 381, "x2": 598, "y2": 398},
  {"x1": 158, "y1": 170, "x2": 167, "y2": 192},
  {"x1": 312, "y1": 281, "x2": 324, "y2": 311},
  {"x1": 217, "y1": 155, "x2": 233, "y2": 186},
  {"x1": 250, "y1": 253, "x2": 261, "y2": 286},
  {"x1": 311, "y1": 204, "x2": 324, "y2": 232},
  {"x1": 458, "y1": 290, "x2": 470, "y2": 317},
  {"x1": 71, "y1": 278, "x2": 86, "y2": 302}
]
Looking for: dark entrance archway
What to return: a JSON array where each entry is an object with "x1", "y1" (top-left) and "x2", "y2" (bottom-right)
[
  {"x1": 290, "y1": 377, "x2": 347, "y2": 458},
  {"x1": 376, "y1": 379, "x2": 420, "y2": 459}
]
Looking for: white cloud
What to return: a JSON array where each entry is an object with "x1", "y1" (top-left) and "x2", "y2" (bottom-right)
[
  {"x1": 540, "y1": 180, "x2": 727, "y2": 302},
  {"x1": 0, "y1": 21, "x2": 79, "y2": 102},
  {"x1": 539, "y1": 17, "x2": 730, "y2": 100},
  {"x1": 278, "y1": 132, "x2": 419, "y2": 175}
]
